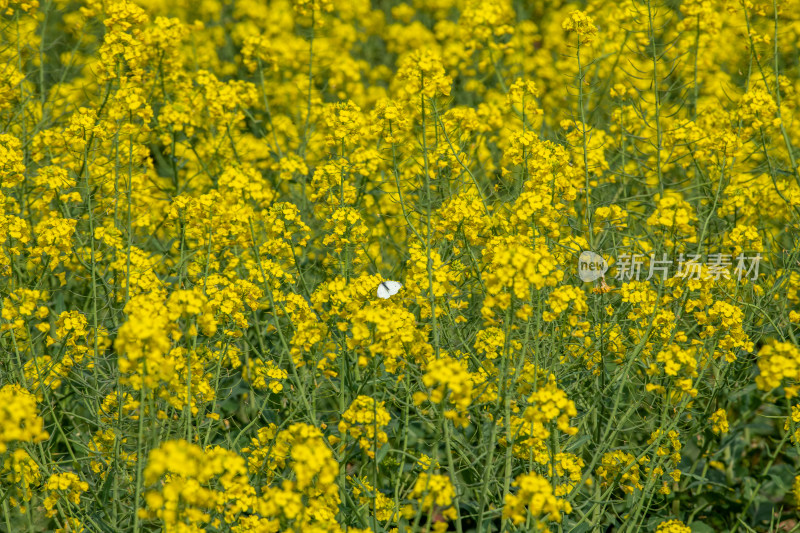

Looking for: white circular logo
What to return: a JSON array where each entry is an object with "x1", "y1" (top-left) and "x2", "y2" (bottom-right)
[{"x1": 578, "y1": 251, "x2": 608, "y2": 282}]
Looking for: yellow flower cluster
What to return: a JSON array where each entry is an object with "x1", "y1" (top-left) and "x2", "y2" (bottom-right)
[
  {"x1": 737, "y1": 86, "x2": 780, "y2": 136},
  {"x1": 1, "y1": 288, "x2": 48, "y2": 336},
  {"x1": 620, "y1": 280, "x2": 660, "y2": 325},
  {"x1": 405, "y1": 473, "x2": 457, "y2": 522},
  {"x1": 44, "y1": 472, "x2": 89, "y2": 517},
  {"x1": 347, "y1": 299, "x2": 426, "y2": 372},
  {"x1": 695, "y1": 300, "x2": 754, "y2": 362},
  {"x1": 647, "y1": 429, "x2": 683, "y2": 494},
  {"x1": 506, "y1": 79, "x2": 542, "y2": 120},
  {"x1": 596, "y1": 450, "x2": 643, "y2": 494},
  {"x1": 435, "y1": 191, "x2": 491, "y2": 249},
  {"x1": 647, "y1": 344, "x2": 699, "y2": 400},
  {"x1": 496, "y1": 414, "x2": 549, "y2": 461},
  {"x1": 473, "y1": 326, "x2": 506, "y2": 360},
  {"x1": 543, "y1": 452, "x2": 586, "y2": 497},
  {"x1": 245, "y1": 359, "x2": 288, "y2": 393},
  {"x1": 89, "y1": 428, "x2": 136, "y2": 480},
  {"x1": 710, "y1": 408, "x2": 730, "y2": 435},
  {"x1": 656, "y1": 519, "x2": 692, "y2": 533},
  {"x1": 756, "y1": 340, "x2": 800, "y2": 398},
  {"x1": 325, "y1": 101, "x2": 365, "y2": 148},
  {"x1": 502, "y1": 472, "x2": 572, "y2": 525},
  {"x1": 1, "y1": 449, "x2": 41, "y2": 511},
  {"x1": 242, "y1": 421, "x2": 340, "y2": 529},
  {"x1": 338, "y1": 395, "x2": 391, "y2": 458},
  {"x1": 395, "y1": 49, "x2": 452, "y2": 100},
  {"x1": 142, "y1": 440, "x2": 255, "y2": 530},
  {"x1": 350, "y1": 476, "x2": 396, "y2": 522},
  {"x1": 0, "y1": 384, "x2": 49, "y2": 454},
  {"x1": 561, "y1": 10, "x2": 598, "y2": 44},
  {"x1": 415, "y1": 354, "x2": 475, "y2": 428},
  {"x1": 542, "y1": 285, "x2": 589, "y2": 335},
  {"x1": 645, "y1": 191, "x2": 698, "y2": 248},
  {"x1": 522, "y1": 379, "x2": 579, "y2": 436},
  {"x1": 482, "y1": 239, "x2": 563, "y2": 320},
  {"x1": 794, "y1": 475, "x2": 800, "y2": 507}
]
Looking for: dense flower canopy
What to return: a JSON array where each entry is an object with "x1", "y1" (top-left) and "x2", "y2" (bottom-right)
[{"x1": 1, "y1": 0, "x2": 800, "y2": 531}]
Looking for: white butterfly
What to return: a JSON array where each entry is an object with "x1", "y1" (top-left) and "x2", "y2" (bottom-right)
[{"x1": 377, "y1": 280, "x2": 403, "y2": 299}]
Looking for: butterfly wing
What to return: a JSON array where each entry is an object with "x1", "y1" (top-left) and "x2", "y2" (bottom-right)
[
  {"x1": 377, "y1": 281, "x2": 403, "y2": 299},
  {"x1": 377, "y1": 283, "x2": 390, "y2": 299},
  {"x1": 385, "y1": 281, "x2": 402, "y2": 294}
]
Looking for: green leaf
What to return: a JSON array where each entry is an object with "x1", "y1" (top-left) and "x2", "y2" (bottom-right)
[{"x1": 690, "y1": 521, "x2": 716, "y2": 533}]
